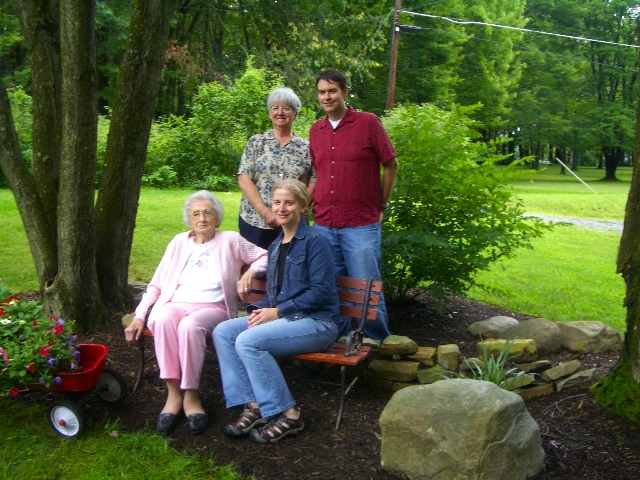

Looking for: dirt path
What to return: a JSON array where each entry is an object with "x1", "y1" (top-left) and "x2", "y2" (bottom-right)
[{"x1": 529, "y1": 214, "x2": 623, "y2": 233}]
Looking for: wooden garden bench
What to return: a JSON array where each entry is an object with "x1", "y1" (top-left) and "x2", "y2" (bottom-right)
[{"x1": 122, "y1": 275, "x2": 382, "y2": 429}]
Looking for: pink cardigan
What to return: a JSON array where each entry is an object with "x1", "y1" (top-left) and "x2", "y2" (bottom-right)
[{"x1": 134, "y1": 230, "x2": 268, "y2": 323}]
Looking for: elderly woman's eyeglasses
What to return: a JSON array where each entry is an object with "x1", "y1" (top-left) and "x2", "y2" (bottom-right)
[
  {"x1": 270, "y1": 106, "x2": 293, "y2": 113},
  {"x1": 189, "y1": 210, "x2": 214, "y2": 219}
]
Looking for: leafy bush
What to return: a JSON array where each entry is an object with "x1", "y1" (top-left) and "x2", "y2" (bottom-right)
[
  {"x1": 382, "y1": 103, "x2": 550, "y2": 300},
  {"x1": 145, "y1": 59, "x2": 282, "y2": 189}
]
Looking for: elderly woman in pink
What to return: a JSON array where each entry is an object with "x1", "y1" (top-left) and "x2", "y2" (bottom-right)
[{"x1": 124, "y1": 191, "x2": 267, "y2": 436}]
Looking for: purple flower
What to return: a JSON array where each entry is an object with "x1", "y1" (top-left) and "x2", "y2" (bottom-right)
[
  {"x1": 47, "y1": 357, "x2": 56, "y2": 366},
  {"x1": 72, "y1": 350, "x2": 81, "y2": 361},
  {"x1": 53, "y1": 376, "x2": 62, "y2": 386},
  {"x1": 57, "y1": 318, "x2": 65, "y2": 326},
  {"x1": 69, "y1": 334, "x2": 78, "y2": 344},
  {"x1": 69, "y1": 363, "x2": 77, "y2": 371}
]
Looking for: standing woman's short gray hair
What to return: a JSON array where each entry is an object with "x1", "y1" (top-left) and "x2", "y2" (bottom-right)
[
  {"x1": 182, "y1": 190, "x2": 224, "y2": 227},
  {"x1": 267, "y1": 87, "x2": 302, "y2": 114}
]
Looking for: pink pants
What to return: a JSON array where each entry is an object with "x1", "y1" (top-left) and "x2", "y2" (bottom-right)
[{"x1": 149, "y1": 302, "x2": 228, "y2": 390}]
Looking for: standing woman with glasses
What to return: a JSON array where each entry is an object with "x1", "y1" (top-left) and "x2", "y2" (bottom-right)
[
  {"x1": 237, "y1": 87, "x2": 315, "y2": 249},
  {"x1": 124, "y1": 190, "x2": 268, "y2": 436}
]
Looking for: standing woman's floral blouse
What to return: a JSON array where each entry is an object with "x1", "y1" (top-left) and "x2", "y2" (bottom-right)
[{"x1": 237, "y1": 130, "x2": 315, "y2": 229}]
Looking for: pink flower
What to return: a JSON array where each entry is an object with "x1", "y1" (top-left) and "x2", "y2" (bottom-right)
[
  {"x1": 0, "y1": 309, "x2": 4, "y2": 316},
  {"x1": 40, "y1": 346, "x2": 50, "y2": 356},
  {"x1": 49, "y1": 340, "x2": 56, "y2": 346},
  {"x1": 9, "y1": 387, "x2": 19, "y2": 397},
  {"x1": 54, "y1": 325, "x2": 64, "y2": 336},
  {"x1": 33, "y1": 320, "x2": 38, "y2": 326},
  {"x1": 26, "y1": 364, "x2": 35, "y2": 373}
]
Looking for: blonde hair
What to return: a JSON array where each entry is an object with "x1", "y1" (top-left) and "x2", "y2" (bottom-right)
[{"x1": 273, "y1": 179, "x2": 310, "y2": 218}]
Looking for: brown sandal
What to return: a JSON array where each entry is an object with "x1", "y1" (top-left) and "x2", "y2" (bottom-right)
[
  {"x1": 224, "y1": 404, "x2": 268, "y2": 437},
  {"x1": 249, "y1": 406, "x2": 304, "y2": 444}
]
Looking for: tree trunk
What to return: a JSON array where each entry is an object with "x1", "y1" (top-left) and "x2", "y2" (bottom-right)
[
  {"x1": 0, "y1": 80, "x2": 57, "y2": 286},
  {"x1": 45, "y1": 0, "x2": 106, "y2": 329},
  {"x1": 594, "y1": 55, "x2": 640, "y2": 420},
  {"x1": 602, "y1": 146, "x2": 621, "y2": 181},
  {"x1": 94, "y1": 0, "x2": 177, "y2": 309},
  {"x1": 12, "y1": 0, "x2": 61, "y2": 280}
]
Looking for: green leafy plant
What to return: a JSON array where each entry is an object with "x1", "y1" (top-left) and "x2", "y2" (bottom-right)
[
  {"x1": 0, "y1": 282, "x2": 79, "y2": 397},
  {"x1": 460, "y1": 336, "x2": 525, "y2": 391},
  {"x1": 381, "y1": 103, "x2": 552, "y2": 301}
]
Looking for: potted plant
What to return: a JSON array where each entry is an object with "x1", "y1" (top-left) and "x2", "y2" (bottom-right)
[{"x1": 0, "y1": 282, "x2": 80, "y2": 397}]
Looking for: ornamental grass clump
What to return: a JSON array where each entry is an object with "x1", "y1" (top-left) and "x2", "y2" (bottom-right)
[
  {"x1": 0, "y1": 282, "x2": 79, "y2": 397},
  {"x1": 461, "y1": 336, "x2": 526, "y2": 391}
]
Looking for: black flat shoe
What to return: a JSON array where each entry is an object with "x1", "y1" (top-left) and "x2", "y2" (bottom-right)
[
  {"x1": 187, "y1": 412, "x2": 209, "y2": 435},
  {"x1": 156, "y1": 412, "x2": 182, "y2": 435}
]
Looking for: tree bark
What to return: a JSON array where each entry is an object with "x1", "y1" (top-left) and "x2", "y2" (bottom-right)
[
  {"x1": 593, "y1": 25, "x2": 640, "y2": 421},
  {"x1": 45, "y1": 0, "x2": 106, "y2": 329},
  {"x1": 0, "y1": 80, "x2": 57, "y2": 286},
  {"x1": 94, "y1": 0, "x2": 177, "y2": 309},
  {"x1": 12, "y1": 0, "x2": 62, "y2": 232}
]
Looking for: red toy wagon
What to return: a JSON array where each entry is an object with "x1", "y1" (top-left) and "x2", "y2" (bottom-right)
[{"x1": 26, "y1": 343, "x2": 127, "y2": 438}]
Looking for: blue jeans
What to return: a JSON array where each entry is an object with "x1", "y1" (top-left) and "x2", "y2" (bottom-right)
[
  {"x1": 313, "y1": 223, "x2": 391, "y2": 340},
  {"x1": 212, "y1": 316, "x2": 338, "y2": 418}
]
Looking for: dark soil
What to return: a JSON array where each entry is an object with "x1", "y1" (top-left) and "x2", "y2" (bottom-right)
[{"x1": 18, "y1": 291, "x2": 640, "y2": 479}]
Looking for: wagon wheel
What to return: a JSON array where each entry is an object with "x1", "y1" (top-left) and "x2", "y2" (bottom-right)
[
  {"x1": 95, "y1": 367, "x2": 127, "y2": 404},
  {"x1": 47, "y1": 400, "x2": 85, "y2": 438}
]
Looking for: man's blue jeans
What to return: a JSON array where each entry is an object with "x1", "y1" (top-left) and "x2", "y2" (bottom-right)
[
  {"x1": 213, "y1": 316, "x2": 337, "y2": 418},
  {"x1": 313, "y1": 223, "x2": 391, "y2": 340}
]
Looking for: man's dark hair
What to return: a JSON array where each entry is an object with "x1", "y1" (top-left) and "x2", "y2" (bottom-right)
[{"x1": 316, "y1": 69, "x2": 348, "y2": 90}]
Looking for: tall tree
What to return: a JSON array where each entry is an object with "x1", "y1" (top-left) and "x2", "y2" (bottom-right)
[
  {"x1": 593, "y1": 23, "x2": 640, "y2": 419},
  {"x1": 0, "y1": 0, "x2": 176, "y2": 330}
]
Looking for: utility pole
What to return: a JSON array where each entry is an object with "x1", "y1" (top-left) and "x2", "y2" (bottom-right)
[{"x1": 386, "y1": 0, "x2": 401, "y2": 111}]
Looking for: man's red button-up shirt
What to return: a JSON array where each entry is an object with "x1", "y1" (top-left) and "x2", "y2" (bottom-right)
[{"x1": 309, "y1": 106, "x2": 396, "y2": 228}]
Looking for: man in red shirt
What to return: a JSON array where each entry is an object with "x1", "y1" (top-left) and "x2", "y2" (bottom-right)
[{"x1": 309, "y1": 69, "x2": 398, "y2": 341}]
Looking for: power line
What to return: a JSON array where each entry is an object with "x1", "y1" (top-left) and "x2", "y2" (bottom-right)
[
  {"x1": 403, "y1": 11, "x2": 640, "y2": 49},
  {"x1": 401, "y1": 25, "x2": 639, "y2": 73}
]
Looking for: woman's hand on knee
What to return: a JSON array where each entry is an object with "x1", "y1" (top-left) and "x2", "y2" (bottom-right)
[
  {"x1": 247, "y1": 308, "x2": 279, "y2": 328},
  {"x1": 124, "y1": 317, "x2": 145, "y2": 346}
]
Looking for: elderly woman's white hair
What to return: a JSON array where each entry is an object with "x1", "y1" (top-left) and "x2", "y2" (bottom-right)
[
  {"x1": 182, "y1": 190, "x2": 224, "y2": 227},
  {"x1": 267, "y1": 87, "x2": 302, "y2": 114}
]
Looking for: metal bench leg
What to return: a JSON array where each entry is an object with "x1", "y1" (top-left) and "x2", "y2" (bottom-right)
[
  {"x1": 132, "y1": 335, "x2": 146, "y2": 393},
  {"x1": 335, "y1": 365, "x2": 347, "y2": 430}
]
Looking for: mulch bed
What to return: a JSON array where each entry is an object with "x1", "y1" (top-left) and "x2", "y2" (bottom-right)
[{"x1": 15, "y1": 291, "x2": 640, "y2": 479}]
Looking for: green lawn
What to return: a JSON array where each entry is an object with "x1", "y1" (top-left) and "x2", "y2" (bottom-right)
[{"x1": 0, "y1": 165, "x2": 633, "y2": 332}]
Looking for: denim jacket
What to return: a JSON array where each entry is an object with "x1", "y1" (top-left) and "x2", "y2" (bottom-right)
[{"x1": 248, "y1": 220, "x2": 339, "y2": 323}]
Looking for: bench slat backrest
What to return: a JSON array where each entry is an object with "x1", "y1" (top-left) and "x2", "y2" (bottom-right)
[{"x1": 243, "y1": 276, "x2": 382, "y2": 323}]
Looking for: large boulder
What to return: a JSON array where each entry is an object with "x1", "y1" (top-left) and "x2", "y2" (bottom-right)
[
  {"x1": 500, "y1": 317, "x2": 563, "y2": 355},
  {"x1": 557, "y1": 321, "x2": 622, "y2": 353},
  {"x1": 468, "y1": 316, "x2": 519, "y2": 339},
  {"x1": 379, "y1": 379, "x2": 545, "y2": 479}
]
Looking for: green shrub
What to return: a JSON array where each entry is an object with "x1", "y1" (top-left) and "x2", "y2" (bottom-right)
[
  {"x1": 145, "y1": 59, "x2": 281, "y2": 189},
  {"x1": 382, "y1": 103, "x2": 551, "y2": 300}
]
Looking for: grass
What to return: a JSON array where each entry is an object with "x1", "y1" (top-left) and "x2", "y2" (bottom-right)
[
  {"x1": 467, "y1": 166, "x2": 630, "y2": 332},
  {"x1": 0, "y1": 402, "x2": 244, "y2": 480},
  {"x1": 0, "y1": 165, "x2": 633, "y2": 326}
]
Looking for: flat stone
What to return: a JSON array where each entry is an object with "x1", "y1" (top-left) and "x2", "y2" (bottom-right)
[
  {"x1": 479, "y1": 339, "x2": 537, "y2": 363},
  {"x1": 468, "y1": 316, "x2": 519, "y2": 339},
  {"x1": 540, "y1": 360, "x2": 581, "y2": 382},
  {"x1": 518, "y1": 360, "x2": 553, "y2": 374},
  {"x1": 380, "y1": 335, "x2": 419, "y2": 356},
  {"x1": 368, "y1": 359, "x2": 420, "y2": 382},
  {"x1": 406, "y1": 346, "x2": 437, "y2": 366},
  {"x1": 417, "y1": 365, "x2": 452, "y2": 384},
  {"x1": 515, "y1": 383, "x2": 555, "y2": 401},
  {"x1": 438, "y1": 344, "x2": 461, "y2": 370},
  {"x1": 556, "y1": 369, "x2": 601, "y2": 392}
]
